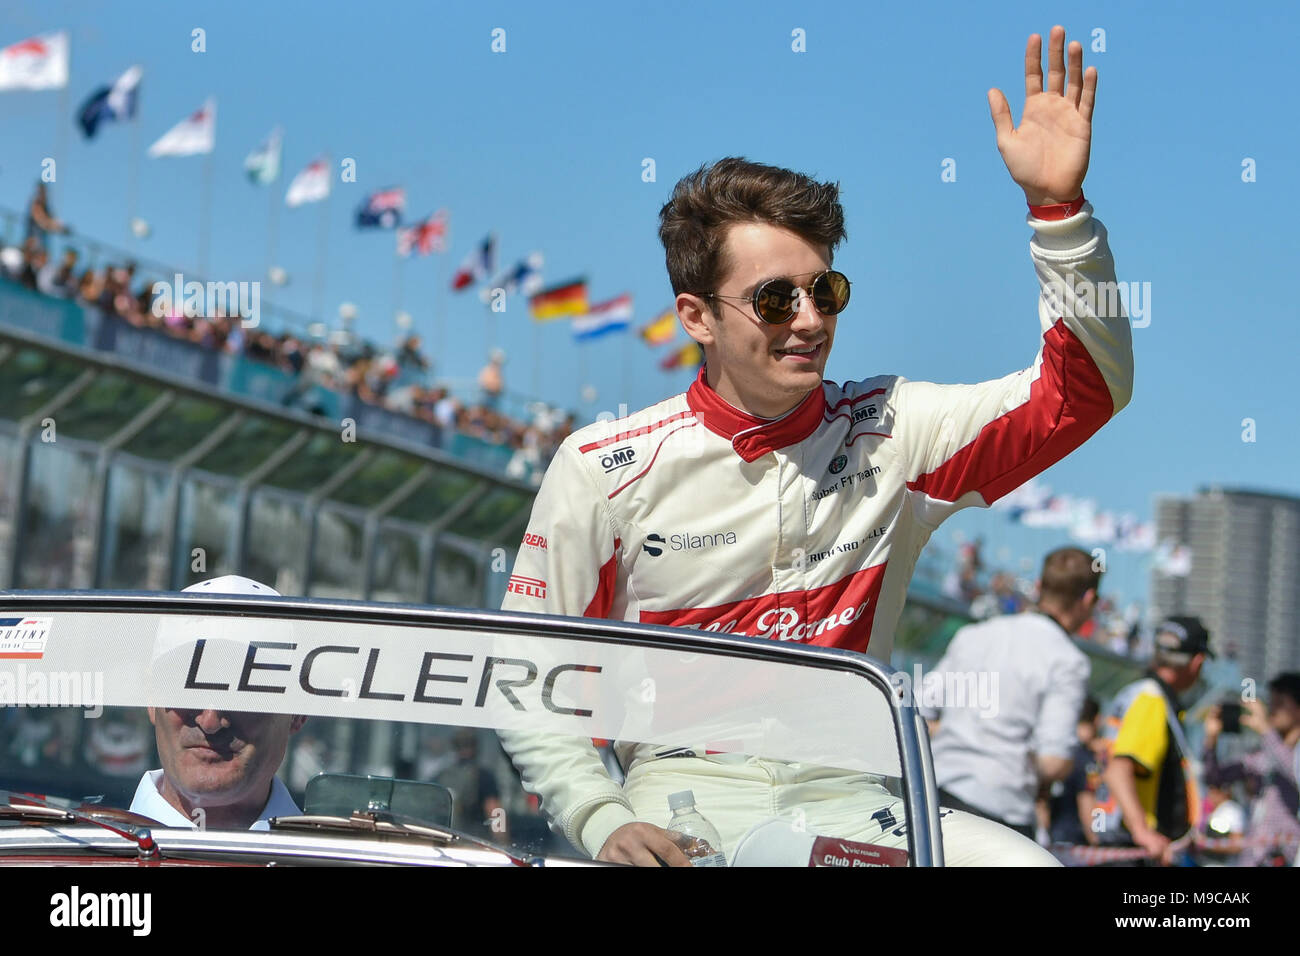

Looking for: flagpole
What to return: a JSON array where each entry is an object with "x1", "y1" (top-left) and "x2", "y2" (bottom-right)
[
  {"x1": 127, "y1": 110, "x2": 141, "y2": 245},
  {"x1": 265, "y1": 170, "x2": 279, "y2": 282},
  {"x1": 266, "y1": 184, "x2": 279, "y2": 280},
  {"x1": 531, "y1": 319, "x2": 540, "y2": 398},
  {"x1": 622, "y1": 333, "x2": 633, "y2": 410},
  {"x1": 312, "y1": 185, "x2": 330, "y2": 321},
  {"x1": 52, "y1": 83, "x2": 69, "y2": 207},
  {"x1": 392, "y1": 248, "x2": 403, "y2": 323},
  {"x1": 577, "y1": 342, "x2": 587, "y2": 410},
  {"x1": 198, "y1": 146, "x2": 214, "y2": 277},
  {"x1": 434, "y1": 251, "x2": 445, "y2": 375}
]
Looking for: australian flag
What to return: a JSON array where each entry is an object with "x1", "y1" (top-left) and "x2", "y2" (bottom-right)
[{"x1": 355, "y1": 187, "x2": 405, "y2": 229}]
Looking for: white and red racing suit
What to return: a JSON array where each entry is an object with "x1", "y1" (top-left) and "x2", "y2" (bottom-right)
[{"x1": 498, "y1": 202, "x2": 1132, "y2": 863}]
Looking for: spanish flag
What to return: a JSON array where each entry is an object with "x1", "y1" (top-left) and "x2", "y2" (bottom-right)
[
  {"x1": 659, "y1": 342, "x2": 704, "y2": 371},
  {"x1": 639, "y1": 308, "x2": 678, "y2": 346},
  {"x1": 529, "y1": 278, "x2": 588, "y2": 321}
]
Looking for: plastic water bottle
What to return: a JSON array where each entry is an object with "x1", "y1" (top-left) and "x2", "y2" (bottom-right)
[{"x1": 666, "y1": 790, "x2": 727, "y2": 866}]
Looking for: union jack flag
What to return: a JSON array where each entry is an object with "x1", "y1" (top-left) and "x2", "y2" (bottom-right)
[{"x1": 397, "y1": 210, "x2": 449, "y2": 257}]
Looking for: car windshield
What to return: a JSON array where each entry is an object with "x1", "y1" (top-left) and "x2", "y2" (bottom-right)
[{"x1": 1, "y1": 595, "x2": 926, "y2": 865}]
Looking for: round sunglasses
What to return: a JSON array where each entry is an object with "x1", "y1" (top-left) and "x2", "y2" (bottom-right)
[{"x1": 705, "y1": 270, "x2": 851, "y2": 325}]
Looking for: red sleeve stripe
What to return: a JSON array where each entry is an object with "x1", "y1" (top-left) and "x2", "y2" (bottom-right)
[
  {"x1": 578, "y1": 411, "x2": 695, "y2": 453},
  {"x1": 907, "y1": 321, "x2": 1114, "y2": 505},
  {"x1": 583, "y1": 537, "x2": 621, "y2": 618}
]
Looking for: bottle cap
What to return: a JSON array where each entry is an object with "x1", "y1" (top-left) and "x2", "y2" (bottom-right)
[{"x1": 667, "y1": 790, "x2": 696, "y2": 811}]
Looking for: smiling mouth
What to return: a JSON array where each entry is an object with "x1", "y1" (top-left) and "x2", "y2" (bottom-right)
[{"x1": 775, "y1": 343, "x2": 822, "y2": 359}]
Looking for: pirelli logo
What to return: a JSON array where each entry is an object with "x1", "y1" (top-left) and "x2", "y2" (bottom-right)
[{"x1": 507, "y1": 574, "x2": 548, "y2": 599}]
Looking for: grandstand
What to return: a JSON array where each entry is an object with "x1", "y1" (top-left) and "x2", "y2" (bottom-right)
[{"x1": 0, "y1": 279, "x2": 535, "y2": 603}]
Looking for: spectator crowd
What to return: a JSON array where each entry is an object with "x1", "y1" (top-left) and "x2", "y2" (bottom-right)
[
  {"x1": 925, "y1": 545, "x2": 1300, "y2": 867},
  {"x1": 1, "y1": 183, "x2": 575, "y2": 484},
  {"x1": 941, "y1": 537, "x2": 1150, "y2": 659}
]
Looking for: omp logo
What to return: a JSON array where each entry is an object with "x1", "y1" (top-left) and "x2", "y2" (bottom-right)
[
  {"x1": 522, "y1": 533, "x2": 547, "y2": 551},
  {"x1": 851, "y1": 404, "x2": 878, "y2": 423},
  {"x1": 50, "y1": 886, "x2": 151, "y2": 935},
  {"x1": 506, "y1": 574, "x2": 547, "y2": 599},
  {"x1": 600, "y1": 446, "x2": 636, "y2": 472},
  {"x1": 828, "y1": 454, "x2": 848, "y2": 474}
]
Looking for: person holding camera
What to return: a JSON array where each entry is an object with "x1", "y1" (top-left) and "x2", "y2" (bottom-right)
[{"x1": 1203, "y1": 673, "x2": 1300, "y2": 866}]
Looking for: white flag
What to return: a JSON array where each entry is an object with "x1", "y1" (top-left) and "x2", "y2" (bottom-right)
[
  {"x1": 285, "y1": 157, "x2": 331, "y2": 207},
  {"x1": 0, "y1": 32, "x2": 69, "y2": 91},
  {"x1": 148, "y1": 98, "x2": 216, "y2": 157}
]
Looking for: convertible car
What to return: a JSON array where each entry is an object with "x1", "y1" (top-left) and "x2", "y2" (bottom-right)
[{"x1": 0, "y1": 590, "x2": 940, "y2": 866}]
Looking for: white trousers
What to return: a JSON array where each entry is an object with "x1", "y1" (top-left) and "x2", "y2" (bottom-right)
[{"x1": 624, "y1": 756, "x2": 1059, "y2": 867}]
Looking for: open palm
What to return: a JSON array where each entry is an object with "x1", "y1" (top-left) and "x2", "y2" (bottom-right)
[{"x1": 989, "y1": 26, "x2": 1096, "y2": 206}]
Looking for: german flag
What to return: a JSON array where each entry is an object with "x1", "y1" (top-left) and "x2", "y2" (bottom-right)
[
  {"x1": 529, "y1": 277, "x2": 588, "y2": 321},
  {"x1": 659, "y1": 342, "x2": 704, "y2": 371},
  {"x1": 639, "y1": 308, "x2": 678, "y2": 346}
]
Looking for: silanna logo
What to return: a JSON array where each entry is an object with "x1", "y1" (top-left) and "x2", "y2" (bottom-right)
[
  {"x1": 643, "y1": 531, "x2": 737, "y2": 557},
  {"x1": 828, "y1": 454, "x2": 848, "y2": 474},
  {"x1": 600, "y1": 446, "x2": 636, "y2": 472}
]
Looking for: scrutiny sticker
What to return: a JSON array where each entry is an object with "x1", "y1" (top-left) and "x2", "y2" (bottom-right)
[{"x1": 0, "y1": 617, "x2": 53, "y2": 660}]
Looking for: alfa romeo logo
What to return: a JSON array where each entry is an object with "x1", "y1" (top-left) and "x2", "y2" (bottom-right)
[{"x1": 829, "y1": 454, "x2": 848, "y2": 474}]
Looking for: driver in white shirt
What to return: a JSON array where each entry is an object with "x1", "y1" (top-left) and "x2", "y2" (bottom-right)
[{"x1": 129, "y1": 575, "x2": 306, "y2": 830}]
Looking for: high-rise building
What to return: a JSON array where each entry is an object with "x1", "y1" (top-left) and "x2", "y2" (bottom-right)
[{"x1": 1151, "y1": 487, "x2": 1300, "y2": 684}]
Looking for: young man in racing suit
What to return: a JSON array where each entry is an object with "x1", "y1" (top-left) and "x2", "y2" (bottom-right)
[{"x1": 499, "y1": 26, "x2": 1131, "y2": 866}]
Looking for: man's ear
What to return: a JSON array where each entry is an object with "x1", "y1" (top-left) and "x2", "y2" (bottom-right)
[
  {"x1": 146, "y1": 707, "x2": 158, "y2": 728},
  {"x1": 676, "y1": 293, "x2": 715, "y2": 347}
]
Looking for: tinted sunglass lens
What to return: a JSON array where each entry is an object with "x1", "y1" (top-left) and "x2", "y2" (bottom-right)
[
  {"x1": 755, "y1": 280, "x2": 798, "y2": 323},
  {"x1": 813, "y1": 272, "x2": 850, "y2": 314}
]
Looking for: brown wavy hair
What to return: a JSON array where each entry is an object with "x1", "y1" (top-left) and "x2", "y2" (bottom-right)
[{"x1": 657, "y1": 157, "x2": 847, "y2": 298}]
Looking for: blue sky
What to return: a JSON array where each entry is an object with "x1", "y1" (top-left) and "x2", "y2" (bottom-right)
[{"x1": 2, "y1": 0, "x2": 1296, "y2": 609}]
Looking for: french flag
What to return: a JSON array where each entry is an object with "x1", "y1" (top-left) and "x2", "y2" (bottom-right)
[{"x1": 451, "y1": 234, "x2": 497, "y2": 291}]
